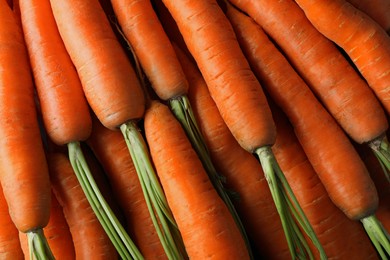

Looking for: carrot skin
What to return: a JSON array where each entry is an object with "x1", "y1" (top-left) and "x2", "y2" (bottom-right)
[
  {"x1": 49, "y1": 152, "x2": 117, "y2": 259},
  {"x1": 86, "y1": 116, "x2": 168, "y2": 259},
  {"x1": 229, "y1": 0, "x2": 388, "y2": 145},
  {"x1": 110, "y1": 0, "x2": 188, "y2": 100},
  {"x1": 271, "y1": 106, "x2": 378, "y2": 259},
  {"x1": 144, "y1": 100, "x2": 250, "y2": 259},
  {"x1": 294, "y1": 0, "x2": 390, "y2": 118},
  {"x1": 161, "y1": 0, "x2": 276, "y2": 152},
  {"x1": 184, "y1": 49, "x2": 291, "y2": 259},
  {"x1": 19, "y1": 192, "x2": 76, "y2": 260},
  {"x1": 49, "y1": 0, "x2": 145, "y2": 129},
  {"x1": 0, "y1": 0, "x2": 51, "y2": 233},
  {"x1": 19, "y1": 0, "x2": 92, "y2": 145},
  {"x1": 226, "y1": 4, "x2": 379, "y2": 221},
  {"x1": 0, "y1": 185, "x2": 24, "y2": 260}
]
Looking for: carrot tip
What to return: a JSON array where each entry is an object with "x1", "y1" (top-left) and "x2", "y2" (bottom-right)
[
  {"x1": 361, "y1": 215, "x2": 390, "y2": 258},
  {"x1": 255, "y1": 146, "x2": 326, "y2": 259},
  {"x1": 26, "y1": 229, "x2": 55, "y2": 260}
]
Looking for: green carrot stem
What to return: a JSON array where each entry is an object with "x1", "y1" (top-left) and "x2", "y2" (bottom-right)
[
  {"x1": 361, "y1": 215, "x2": 390, "y2": 259},
  {"x1": 368, "y1": 135, "x2": 390, "y2": 183},
  {"x1": 27, "y1": 229, "x2": 55, "y2": 260},
  {"x1": 68, "y1": 141, "x2": 143, "y2": 260},
  {"x1": 120, "y1": 121, "x2": 187, "y2": 260},
  {"x1": 255, "y1": 146, "x2": 326, "y2": 260}
]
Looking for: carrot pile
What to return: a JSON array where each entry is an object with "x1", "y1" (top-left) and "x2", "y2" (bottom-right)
[{"x1": 0, "y1": 0, "x2": 390, "y2": 259}]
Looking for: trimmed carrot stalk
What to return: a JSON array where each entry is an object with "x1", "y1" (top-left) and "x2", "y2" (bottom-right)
[
  {"x1": 346, "y1": 0, "x2": 390, "y2": 32},
  {"x1": 86, "y1": 116, "x2": 168, "y2": 259},
  {"x1": 110, "y1": 0, "x2": 251, "y2": 253},
  {"x1": 144, "y1": 100, "x2": 250, "y2": 259},
  {"x1": 49, "y1": 152, "x2": 118, "y2": 260},
  {"x1": 228, "y1": 0, "x2": 390, "y2": 181},
  {"x1": 0, "y1": 1, "x2": 53, "y2": 259},
  {"x1": 18, "y1": 0, "x2": 140, "y2": 257},
  {"x1": 0, "y1": 185, "x2": 24, "y2": 260},
  {"x1": 224, "y1": 3, "x2": 389, "y2": 257},
  {"x1": 271, "y1": 105, "x2": 378, "y2": 259},
  {"x1": 160, "y1": 0, "x2": 323, "y2": 257},
  {"x1": 185, "y1": 48, "x2": 291, "y2": 259},
  {"x1": 19, "y1": 192, "x2": 76, "y2": 260},
  {"x1": 49, "y1": 0, "x2": 184, "y2": 257}
]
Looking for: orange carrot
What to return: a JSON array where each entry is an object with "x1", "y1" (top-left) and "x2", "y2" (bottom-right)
[
  {"x1": 86, "y1": 116, "x2": 168, "y2": 259},
  {"x1": 110, "y1": 1, "x2": 251, "y2": 253},
  {"x1": 0, "y1": 185, "x2": 24, "y2": 260},
  {"x1": 294, "y1": 0, "x2": 390, "y2": 119},
  {"x1": 19, "y1": 0, "x2": 92, "y2": 146},
  {"x1": 271, "y1": 105, "x2": 378, "y2": 259},
  {"x1": 0, "y1": 1, "x2": 53, "y2": 258},
  {"x1": 228, "y1": 0, "x2": 390, "y2": 175},
  {"x1": 144, "y1": 100, "x2": 250, "y2": 259},
  {"x1": 49, "y1": 0, "x2": 184, "y2": 257},
  {"x1": 49, "y1": 152, "x2": 117, "y2": 260},
  {"x1": 160, "y1": 0, "x2": 324, "y2": 257},
  {"x1": 18, "y1": 1, "x2": 140, "y2": 256},
  {"x1": 223, "y1": 3, "x2": 389, "y2": 256},
  {"x1": 183, "y1": 46, "x2": 291, "y2": 259},
  {"x1": 19, "y1": 191, "x2": 76, "y2": 260},
  {"x1": 346, "y1": 0, "x2": 390, "y2": 32}
]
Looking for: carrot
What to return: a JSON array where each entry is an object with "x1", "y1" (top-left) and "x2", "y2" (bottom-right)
[
  {"x1": 19, "y1": 191, "x2": 76, "y2": 260},
  {"x1": 160, "y1": 0, "x2": 324, "y2": 257},
  {"x1": 293, "y1": 0, "x2": 390, "y2": 178},
  {"x1": 48, "y1": 151, "x2": 118, "y2": 259},
  {"x1": 346, "y1": 0, "x2": 390, "y2": 32},
  {"x1": 223, "y1": 3, "x2": 389, "y2": 256},
  {"x1": 144, "y1": 100, "x2": 249, "y2": 259},
  {"x1": 0, "y1": 184, "x2": 24, "y2": 260},
  {"x1": 228, "y1": 0, "x2": 390, "y2": 181},
  {"x1": 183, "y1": 45, "x2": 291, "y2": 259},
  {"x1": 18, "y1": 0, "x2": 140, "y2": 257},
  {"x1": 86, "y1": 116, "x2": 168, "y2": 259},
  {"x1": 49, "y1": 0, "x2": 184, "y2": 257},
  {"x1": 271, "y1": 104, "x2": 378, "y2": 259},
  {"x1": 0, "y1": 1, "x2": 53, "y2": 258},
  {"x1": 110, "y1": 0, "x2": 251, "y2": 253}
]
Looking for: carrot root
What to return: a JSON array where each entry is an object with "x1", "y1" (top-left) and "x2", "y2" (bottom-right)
[
  {"x1": 27, "y1": 229, "x2": 54, "y2": 260},
  {"x1": 361, "y1": 215, "x2": 390, "y2": 258},
  {"x1": 169, "y1": 95, "x2": 253, "y2": 257},
  {"x1": 119, "y1": 121, "x2": 187, "y2": 259},
  {"x1": 255, "y1": 146, "x2": 326, "y2": 259},
  {"x1": 67, "y1": 141, "x2": 142, "y2": 260},
  {"x1": 369, "y1": 135, "x2": 390, "y2": 183}
]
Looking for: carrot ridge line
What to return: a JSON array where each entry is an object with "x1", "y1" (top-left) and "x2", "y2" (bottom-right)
[
  {"x1": 368, "y1": 135, "x2": 390, "y2": 182},
  {"x1": 67, "y1": 141, "x2": 143, "y2": 260},
  {"x1": 169, "y1": 95, "x2": 254, "y2": 258},
  {"x1": 27, "y1": 229, "x2": 54, "y2": 260},
  {"x1": 120, "y1": 121, "x2": 187, "y2": 260},
  {"x1": 361, "y1": 215, "x2": 390, "y2": 259},
  {"x1": 255, "y1": 146, "x2": 327, "y2": 260}
]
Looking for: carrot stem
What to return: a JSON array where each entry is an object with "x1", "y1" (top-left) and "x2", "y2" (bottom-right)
[
  {"x1": 67, "y1": 141, "x2": 143, "y2": 260},
  {"x1": 255, "y1": 146, "x2": 326, "y2": 260},
  {"x1": 369, "y1": 135, "x2": 390, "y2": 183},
  {"x1": 120, "y1": 121, "x2": 187, "y2": 260},
  {"x1": 361, "y1": 215, "x2": 390, "y2": 259},
  {"x1": 169, "y1": 95, "x2": 253, "y2": 258},
  {"x1": 27, "y1": 229, "x2": 54, "y2": 260}
]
